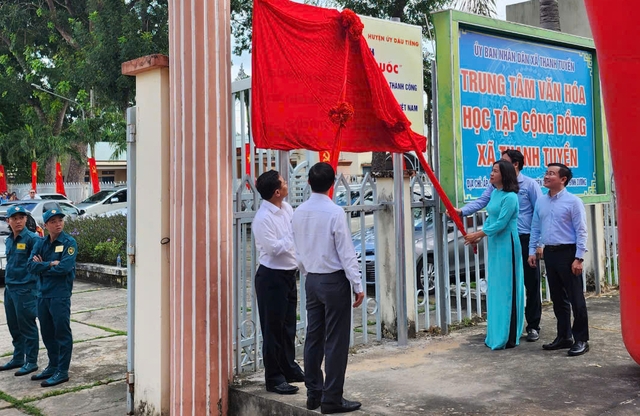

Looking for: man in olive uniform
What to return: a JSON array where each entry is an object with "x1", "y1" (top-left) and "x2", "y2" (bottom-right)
[
  {"x1": 0, "y1": 206, "x2": 40, "y2": 376},
  {"x1": 27, "y1": 208, "x2": 77, "y2": 387}
]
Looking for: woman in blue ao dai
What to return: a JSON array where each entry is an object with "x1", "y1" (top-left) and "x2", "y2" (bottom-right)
[{"x1": 464, "y1": 160, "x2": 525, "y2": 349}]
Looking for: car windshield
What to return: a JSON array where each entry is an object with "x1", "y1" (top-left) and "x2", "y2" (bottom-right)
[
  {"x1": 80, "y1": 190, "x2": 114, "y2": 204},
  {"x1": 41, "y1": 195, "x2": 66, "y2": 200}
]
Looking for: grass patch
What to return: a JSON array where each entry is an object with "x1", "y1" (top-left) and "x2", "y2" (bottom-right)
[
  {"x1": 0, "y1": 390, "x2": 44, "y2": 416},
  {"x1": 70, "y1": 304, "x2": 126, "y2": 315},
  {"x1": 21, "y1": 379, "x2": 121, "y2": 403},
  {"x1": 70, "y1": 319, "x2": 127, "y2": 336},
  {"x1": 72, "y1": 288, "x2": 107, "y2": 295},
  {"x1": 449, "y1": 315, "x2": 486, "y2": 331},
  {"x1": 72, "y1": 334, "x2": 121, "y2": 345}
]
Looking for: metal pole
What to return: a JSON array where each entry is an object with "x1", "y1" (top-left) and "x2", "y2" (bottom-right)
[
  {"x1": 590, "y1": 204, "x2": 601, "y2": 294},
  {"x1": 394, "y1": 153, "x2": 408, "y2": 346},
  {"x1": 431, "y1": 60, "x2": 449, "y2": 335},
  {"x1": 125, "y1": 107, "x2": 137, "y2": 415},
  {"x1": 279, "y1": 150, "x2": 290, "y2": 185}
]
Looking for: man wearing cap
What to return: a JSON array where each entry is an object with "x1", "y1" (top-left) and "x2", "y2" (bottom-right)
[
  {"x1": 0, "y1": 206, "x2": 40, "y2": 376},
  {"x1": 27, "y1": 208, "x2": 77, "y2": 387}
]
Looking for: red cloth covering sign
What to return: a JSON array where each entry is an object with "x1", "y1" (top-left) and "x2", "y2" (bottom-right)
[
  {"x1": 55, "y1": 162, "x2": 66, "y2": 196},
  {"x1": 251, "y1": 0, "x2": 426, "y2": 162},
  {"x1": 88, "y1": 157, "x2": 100, "y2": 194},
  {"x1": 251, "y1": 0, "x2": 467, "y2": 237}
]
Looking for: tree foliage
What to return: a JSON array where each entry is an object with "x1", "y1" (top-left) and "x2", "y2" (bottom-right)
[{"x1": 0, "y1": 0, "x2": 168, "y2": 183}]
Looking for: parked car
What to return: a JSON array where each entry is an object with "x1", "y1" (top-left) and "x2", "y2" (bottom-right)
[
  {"x1": 38, "y1": 192, "x2": 72, "y2": 202},
  {"x1": 0, "y1": 211, "x2": 43, "y2": 286},
  {"x1": 352, "y1": 213, "x2": 485, "y2": 293},
  {"x1": 0, "y1": 200, "x2": 85, "y2": 226},
  {"x1": 77, "y1": 187, "x2": 127, "y2": 216}
]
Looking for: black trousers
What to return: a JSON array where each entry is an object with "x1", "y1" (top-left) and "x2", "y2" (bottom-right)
[
  {"x1": 519, "y1": 234, "x2": 542, "y2": 332},
  {"x1": 255, "y1": 265, "x2": 302, "y2": 387},
  {"x1": 543, "y1": 246, "x2": 589, "y2": 342},
  {"x1": 304, "y1": 271, "x2": 351, "y2": 405}
]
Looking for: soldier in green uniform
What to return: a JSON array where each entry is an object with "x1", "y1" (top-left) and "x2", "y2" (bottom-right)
[
  {"x1": 0, "y1": 206, "x2": 40, "y2": 376},
  {"x1": 27, "y1": 208, "x2": 77, "y2": 387}
]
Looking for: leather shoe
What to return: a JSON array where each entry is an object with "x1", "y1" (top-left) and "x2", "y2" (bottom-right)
[
  {"x1": 286, "y1": 371, "x2": 305, "y2": 383},
  {"x1": 526, "y1": 329, "x2": 539, "y2": 342},
  {"x1": 307, "y1": 396, "x2": 321, "y2": 410},
  {"x1": 31, "y1": 367, "x2": 56, "y2": 381},
  {"x1": 15, "y1": 363, "x2": 38, "y2": 377},
  {"x1": 41, "y1": 371, "x2": 69, "y2": 387},
  {"x1": 568, "y1": 341, "x2": 589, "y2": 357},
  {"x1": 542, "y1": 337, "x2": 573, "y2": 350},
  {"x1": 266, "y1": 382, "x2": 298, "y2": 395},
  {"x1": 0, "y1": 359, "x2": 24, "y2": 371},
  {"x1": 321, "y1": 398, "x2": 362, "y2": 414}
]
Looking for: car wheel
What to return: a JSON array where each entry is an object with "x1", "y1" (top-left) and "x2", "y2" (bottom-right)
[{"x1": 416, "y1": 256, "x2": 435, "y2": 294}]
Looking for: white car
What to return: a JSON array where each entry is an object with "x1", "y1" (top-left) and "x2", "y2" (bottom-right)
[{"x1": 76, "y1": 187, "x2": 127, "y2": 216}]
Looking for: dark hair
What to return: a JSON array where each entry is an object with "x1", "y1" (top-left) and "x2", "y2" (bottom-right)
[
  {"x1": 309, "y1": 162, "x2": 335, "y2": 193},
  {"x1": 547, "y1": 163, "x2": 572, "y2": 187},
  {"x1": 494, "y1": 160, "x2": 519, "y2": 193},
  {"x1": 501, "y1": 149, "x2": 525, "y2": 171},
  {"x1": 255, "y1": 170, "x2": 281, "y2": 200}
]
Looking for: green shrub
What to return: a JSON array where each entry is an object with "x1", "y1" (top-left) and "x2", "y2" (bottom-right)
[{"x1": 65, "y1": 214, "x2": 127, "y2": 266}]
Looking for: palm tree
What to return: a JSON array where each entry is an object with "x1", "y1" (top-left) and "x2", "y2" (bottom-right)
[
  {"x1": 539, "y1": 0, "x2": 561, "y2": 31},
  {"x1": 454, "y1": 0, "x2": 496, "y2": 17}
]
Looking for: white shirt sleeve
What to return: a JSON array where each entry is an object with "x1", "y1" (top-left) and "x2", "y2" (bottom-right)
[{"x1": 332, "y1": 212, "x2": 363, "y2": 293}]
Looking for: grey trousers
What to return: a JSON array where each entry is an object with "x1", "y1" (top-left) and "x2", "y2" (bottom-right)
[{"x1": 304, "y1": 270, "x2": 351, "y2": 405}]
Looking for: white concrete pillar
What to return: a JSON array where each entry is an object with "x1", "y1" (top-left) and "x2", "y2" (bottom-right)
[
  {"x1": 122, "y1": 55, "x2": 171, "y2": 415},
  {"x1": 375, "y1": 176, "x2": 416, "y2": 338}
]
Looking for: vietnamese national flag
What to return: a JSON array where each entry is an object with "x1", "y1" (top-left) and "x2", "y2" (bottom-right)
[
  {"x1": 55, "y1": 162, "x2": 66, "y2": 196},
  {"x1": 88, "y1": 157, "x2": 100, "y2": 194},
  {"x1": 31, "y1": 161, "x2": 37, "y2": 192},
  {"x1": 0, "y1": 165, "x2": 7, "y2": 193}
]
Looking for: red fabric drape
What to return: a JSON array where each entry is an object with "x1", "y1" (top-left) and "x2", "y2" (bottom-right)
[
  {"x1": 251, "y1": 0, "x2": 426, "y2": 156},
  {"x1": 31, "y1": 161, "x2": 37, "y2": 192},
  {"x1": 88, "y1": 157, "x2": 100, "y2": 194},
  {"x1": 0, "y1": 165, "x2": 7, "y2": 193},
  {"x1": 55, "y1": 162, "x2": 66, "y2": 196}
]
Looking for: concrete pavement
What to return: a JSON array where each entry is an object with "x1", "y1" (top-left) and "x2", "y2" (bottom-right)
[
  {"x1": 231, "y1": 290, "x2": 640, "y2": 416},
  {"x1": 0, "y1": 281, "x2": 127, "y2": 416}
]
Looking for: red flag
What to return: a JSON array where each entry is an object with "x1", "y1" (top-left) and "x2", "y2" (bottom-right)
[
  {"x1": 88, "y1": 157, "x2": 100, "y2": 194},
  {"x1": 319, "y1": 151, "x2": 331, "y2": 164},
  {"x1": 245, "y1": 143, "x2": 251, "y2": 176},
  {"x1": 55, "y1": 162, "x2": 66, "y2": 196},
  {"x1": 31, "y1": 161, "x2": 37, "y2": 192},
  {"x1": 0, "y1": 165, "x2": 7, "y2": 193}
]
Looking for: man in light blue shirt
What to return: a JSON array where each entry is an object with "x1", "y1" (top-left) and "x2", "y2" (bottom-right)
[
  {"x1": 528, "y1": 163, "x2": 589, "y2": 357},
  {"x1": 456, "y1": 149, "x2": 544, "y2": 342}
]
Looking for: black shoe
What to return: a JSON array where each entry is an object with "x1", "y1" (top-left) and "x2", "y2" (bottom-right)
[
  {"x1": 31, "y1": 367, "x2": 56, "y2": 381},
  {"x1": 0, "y1": 359, "x2": 24, "y2": 371},
  {"x1": 40, "y1": 371, "x2": 69, "y2": 388},
  {"x1": 526, "y1": 329, "x2": 540, "y2": 342},
  {"x1": 542, "y1": 337, "x2": 573, "y2": 350},
  {"x1": 321, "y1": 398, "x2": 362, "y2": 414},
  {"x1": 286, "y1": 371, "x2": 305, "y2": 383},
  {"x1": 266, "y1": 382, "x2": 298, "y2": 395},
  {"x1": 307, "y1": 396, "x2": 321, "y2": 410},
  {"x1": 15, "y1": 363, "x2": 38, "y2": 376},
  {"x1": 568, "y1": 341, "x2": 589, "y2": 357}
]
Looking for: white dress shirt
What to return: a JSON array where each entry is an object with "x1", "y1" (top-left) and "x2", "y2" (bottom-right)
[
  {"x1": 251, "y1": 200, "x2": 298, "y2": 270},
  {"x1": 292, "y1": 193, "x2": 363, "y2": 293}
]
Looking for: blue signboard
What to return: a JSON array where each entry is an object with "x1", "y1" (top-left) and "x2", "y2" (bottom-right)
[{"x1": 458, "y1": 30, "x2": 595, "y2": 200}]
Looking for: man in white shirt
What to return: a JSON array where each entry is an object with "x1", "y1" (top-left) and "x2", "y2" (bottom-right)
[
  {"x1": 252, "y1": 170, "x2": 304, "y2": 395},
  {"x1": 292, "y1": 162, "x2": 365, "y2": 414}
]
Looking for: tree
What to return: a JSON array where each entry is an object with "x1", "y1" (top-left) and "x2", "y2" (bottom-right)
[
  {"x1": 540, "y1": 0, "x2": 561, "y2": 31},
  {"x1": 0, "y1": 1, "x2": 168, "y2": 183}
]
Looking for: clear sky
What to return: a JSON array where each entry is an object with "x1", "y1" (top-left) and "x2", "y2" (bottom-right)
[{"x1": 231, "y1": 0, "x2": 529, "y2": 79}]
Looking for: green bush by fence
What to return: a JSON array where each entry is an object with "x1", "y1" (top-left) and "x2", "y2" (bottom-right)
[{"x1": 66, "y1": 214, "x2": 127, "y2": 266}]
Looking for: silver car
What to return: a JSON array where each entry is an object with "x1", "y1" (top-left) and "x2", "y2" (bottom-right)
[{"x1": 0, "y1": 200, "x2": 85, "y2": 226}]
